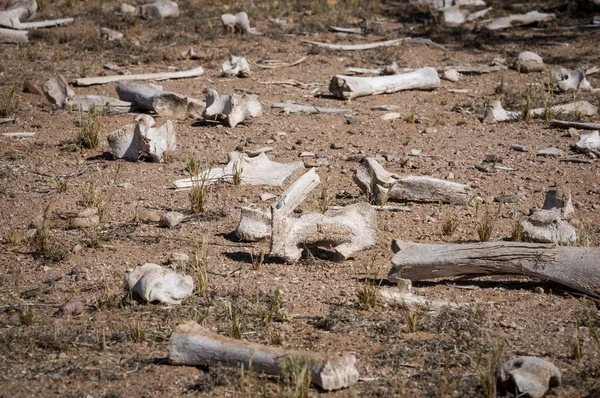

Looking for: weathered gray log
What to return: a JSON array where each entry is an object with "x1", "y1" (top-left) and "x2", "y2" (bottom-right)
[
  {"x1": 389, "y1": 240, "x2": 600, "y2": 298},
  {"x1": 550, "y1": 120, "x2": 600, "y2": 130},
  {"x1": 168, "y1": 321, "x2": 359, "y2": 391}
]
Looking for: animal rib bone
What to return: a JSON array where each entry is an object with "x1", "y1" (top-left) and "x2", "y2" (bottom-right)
[
  {"x1": 482, "y1": 100, "x2": 597, "y2": 123},
  {"x1": 74, "y1": 67, "x2": 204, "y2": 86},
  {"x1": 202, "y1": 89, "x2": 261, "y2": 127}
]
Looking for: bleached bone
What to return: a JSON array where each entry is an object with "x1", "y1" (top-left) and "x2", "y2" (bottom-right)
[
  {"x1": 486, "y1": 11, "x2": 556, "y2": 30},
  {"x1": 552, "y1": 68, "x2": 592, "y2": 92},
  {"x1": 550, "y1": 120, "x2": 600, "y2": 130},
  {"x1": 329, "y1": 67, "x2": 440, "y2": 100},
  {"x1": 379, "y1": 279, "x2": 462, "y2": 309},
  {"x1": 259, "y1": 80, "x2": 318, "y2": 90},
  {"x1": 42, "y1": 75, "x2": 74, "y2": 109},
  {"x1": 173, "y1": 151, "x2": 304, "y2": 189},
  {"x1": 202, "y1": 89, "x2": 261, "y2": 127},
  {"x1": 329, "y1": 25, "x2": 362, "y2": 34},
  {"x1": 72, "y1": 95, "x2": 132, "y2": 113},
  {"x1": 256, "y1": 57, "x2": 306, "y2": 69},
  {"x1": 346, "y1": 62, "x2": 401, "y2": 76},
  {"x1": 497, "y1": 357, "x2": 561, "y2": 398},
  {"x1": 180, "y1": 47, "x2": 199, "y2": 60},
  {"x1": 121, "y1": 0, "x2": 179, "y2": 18},
  {"x1": 443, "y1": 6, "x2": 469, "y2": 27},
  {"x1": 168, "y1": 321, "x2": 359, "y2": 391},
  {"x1": 269, "y1": 169, "x2": 376, "y2": 263},
  {"x1": 221, "y1": 12, "x2": 261, "y2": 35},
  {"x1": 235, "y1": 207, "x2": 271, "y2": 241},
  {"x1": 389, "y1": 240, "x2": 600, "y2": 298},
  {"x1": 353, "y1": 157, "x2": 471, "y2": 204},
  {"x1": 100, "y1": 27, "x2": 123, "y2": 41},
  {"x1": 483, "y1": 100, "x2": 597, "y2": 123},
  {"x1": 107, "y1": 115, "x2": 175, "y2": 162},
  {"x1": 301, "y1": 38, "x2": 406, "y2": 51},
  {"x1": 13, "y1": 17, "x2": 73, "y2": 29},
  {"x1": 271, "y1": 103, "x2": 350, "y2": 114},
  {"x1": 74, "y1": 66, "x2": 204, "y2": 86},
  {"x1": 125, "y1": 263, "x2": 193, "y2": 304},
  {"x1": 115, "y1": 81, "x2": 204, "y2": 119},
  {"x1": 442, "y1": 69, "x2": 460, "y2": 82},
  {"x1": 0, "y1": 27, "x2": 27, "y2": 43},
  {"x1": 466, "y1": 6, "x2": 491, "y2": 21},
  {"x1": 221, "y1": 55, "x2": 251, "y2": 78},
  {"x1": 574, "y1": 131, "x2": 600, "y2": 156},
  {"x1": 522, "y1": 186, "x2": 576, "y2": 245},
  {"x1": 0, "y1": 0, "x2": 36, "y2": 28},
  {"x1": 515, "y1": 51, "x2": 545, "y2": 73}
]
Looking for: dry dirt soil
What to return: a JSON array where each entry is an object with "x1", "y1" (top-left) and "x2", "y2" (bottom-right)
[{"x1": 1, "y1": 0, "x2": 600, "y2": 397}]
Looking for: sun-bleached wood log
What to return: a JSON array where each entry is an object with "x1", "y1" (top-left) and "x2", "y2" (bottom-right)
[
  {"x1": 552, "y1": 68, "x2": 592, "y2": 92},
  {"x1": 388, "y1": 240, "x2": 600, "y2": 298},
  {"x1": 353, "y1": 157, "x2": 471, "y2": 204},
  {"x1": 483, "y1": 100, "x2": 597, "y2": 123},
  {"x1": 485, "y1": 11, "x2": 556, "y2": 30},
  {"x1": 74, "y1": 66, "x2": 204, "y2": 86},
  {"x1": 0, "y1": 27, "x2": 27, "y2": 43},
  {"x1": 269, "y1": 169, "x2": 377, "y2": 263},
  {"x1": 271, "y1": 103, "x2": 351, "y2": 114},
  {"x1": 549, "y1": 120, "x2": 600, "y2": 130},
  {"x1": 202, "y1": 89, "x2": 261, "y2": 127},
  {"x1": 72, "y1": 95, "x2": 132, "y2": 113},
  {"x1": 329, "y1": 67, "x2": 440, "y2": 100},
  {"x1": 221, "y1": 55, "x2": 251, "y2": 78},
  {"x1": 107, "y1": 115, "x2": 175, "y2": 162},
  {"x1": 173, "y1": 151, "x2": 304, "y2": 189},
  {"x1": 221, "y1": 12, "x2": 261, "y2": 35},
  {"x1": 168, "y1": 321, "x2": 359, "y2": 391},
  {"x1": 125, "y1": 263, "x2": 193, "y2": 304}
]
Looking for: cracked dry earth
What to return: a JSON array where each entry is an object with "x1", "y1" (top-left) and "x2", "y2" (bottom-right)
[{"x1": 1, "y1": 0, "x2": 600, "y2": 397}]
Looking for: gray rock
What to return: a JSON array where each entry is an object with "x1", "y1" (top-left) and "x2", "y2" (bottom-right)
[
  {"x1": 536, "y1": 147, "x2": 562, "y2": 157},
  {"x1": 159, "y1": 211, "x2": 184, "y2": 228},
  {"x1": 515, "y1": 51, "x2": 545, "y2": 73},
  {"x1": 497, "y1": 356, "x2": 561, "y2": 398},
  {"x1": 71, "y1": 208, "x2": 100, "y2": 229}
]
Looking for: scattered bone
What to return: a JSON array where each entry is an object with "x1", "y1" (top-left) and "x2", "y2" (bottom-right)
[
  {"x1": 443, "y1": 6, "x2": 469, "y2": 27},
  {"x1": 70, "y1": 208, "x2": 100, "y2": 229},
  {"x1": 121, "y1": 0, "x2": 179, "y2": 18},
  {"x1": 497, "y1": 357, "x2": 561, "y2": 398},
  {"x1": 574, "y1": 131, "x2": 600, "y2": 156},
  {"x1": 329, "y1": 67, "x2": 440, "y2": 100},
  {"x1": 515, "y1": 51, "x2": 545, "y2": 73},
  {"x1": 259, "y1": 80, "x2": 319, "y2": 90},
  {"x1": 301, "y1": 38, "x2": 445, "y2": 51},
  {"x1": 173, "y1": 151, "x2": 304, "y2": 189},
  {"x1": 202, "y1": 89, "x2": 261, "y2": 127},
  {"x1": 269, "y1": 169, "x2": 377, "y2": 263},
  {"x1": 58, "y1": 300, "x2": 85, "y2": 316},
  {"x1": 116, "y1": 81, "x2": 203, "y2": 119},
  {"x1": 379, "y1": 282, "x2": 461, "y2": 309},
  {"x1": 103, "y1": 63, "x2": 121, "y2": 71},
  {"x1": 100, "y1": 27, "x2": 123, "y2": 41},
  {"x1": 261, "y1": 193, "x2": 277, "y2": 201},
  {"x1": 536, "y1": 147, "x2": 563, "y2": 157},
  {"x1": 0, "y1": 1, "x2": 74, "y2": 30},
  {"x1": 482, "y1": 100, "x2": 597, "y2": 123},
  {"x1": 550, "y1": 120, "x2": 600, "y2": 130},
  {"x1": 0, "y1": 118, "x2": 14, "y2": 124},
  {"x1": 486, "y1": 11, "x2": 556, "y2": 30},
  {"x1": 353, "y1": 157, "x2": 471, "y2": 204},
  {"x1": 466, "y1": 6, "x2": 492, "y2": 21},
  {"x1": 221, "y1": 55, "x2": 251, "y2": 78},
  {"x1": 74, "y1": 66, "x2": 204, "y2": 86},
  {"x1": 168, "y1": 321, "x2": 359, "y2": 391},
  {"x1": 180, "y1": 48, "x2": 200, "y2": 60},
  {"x1": 329, "y1": 25, "x2": 363, "y2": 34},
  {"x1": 552, "y1": 68, "x2": 592, "y2": 92},
  {"x1": 346, "y1": 62, "x2": 401, "y2": 76},
  {"x1": 445, "y1": 64, "x2": 507, "y2": 74},
  {"x1": 221, "y1": 12, "x2": 261, "y2": 35},
  {"x1": 125, "y1": 263, "x2": 193, "y2": 304},
  {"x1": 382, "y1": 112, "x2": 401, "y2": 120},
  {"x1": 235, "y1": 207, "x2": 271, "y2": 241},
  {"x1": 42, "y1": 75, "x2": 74, "y2": 109},
  {"x1": 442, "y1": 69, "x2": 460, "y2": 82},
  {"x1": 1, "y1": 132, "x2": 35, "y2": 137},
  {"x1": 256, "y1": 57, "x2": 307, "y2": 69},
  {"x1": 371, "y1": 105, "x2": 400, "y2": 111},
  {"x1": 159, "y1": 211, "x2": 184, "y2": 228},
  {"x1": 329, "y1": 205, "x2": 411, "y2": 212},
  {"x1": 511, "y1": 144, "x2": 527, "y2": 152},
  {"x1": 72, "y1": 95, "x2": 132, "y2": 114},
  {"x1": 521, "y1": 187, "x2": 575, "y2": 245},
  {"x1": 0, "y1": 27, "x2": 27, "y2": 43},
  {"x1": 107, "y1": 115, "x2": 175, "y2": 162},
  {"x1": 388, "y1": 240, "x2": 600, "y2": 298},
  {"x1": 272, "y1": 103, "x2": 350, "y2": 114}
]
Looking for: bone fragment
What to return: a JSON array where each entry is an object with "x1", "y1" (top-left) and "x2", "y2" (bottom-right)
[
  {"x1": 353, "y1": 157, "x2": 471, "y2": 204},
  {"x1": 74, "y1": 67, "x2": 204, "y2": 86},
  {"x1": 330, "y1": 67, "x2": 440, "y2": 100},
  {"x1": 379, "y1": 281, "x2": 461, "y2": 309},
  {"x1": 202, "y1": 89, "x2": 261, "y2": 127},
  {"x1": 42, "y1": 75, "x2": 74, "y2": 109},
  {"x1": 574, "y1": 130, "x2": 600, "y2": 156},
  {"x1": 168, "y1": 321, "x2": 359, "y2": 391},
  {"x1": 301, "y1": 38, "x2": 444, "y2": 51},
  {"x1": 173, "y1": 151, "x2": 304, "y2": 189},
  {"x1": 13, "y1": 17, "x2": 73, "y2": 29},
  {"x1": 346, "y1": 62, "x2": 401, "y2": 76},
  {"x1": 497, "y1": 357, "x2": 561, "y2": 398},
  {"x1": 0, "y1": 27, "x2": 27, "y2": 43},
  {"x1": 235, "y1": 207, "x2": 271, "y2": 241},
  {"x1": 121, "y1": 0, "x2": 179, "y2": 18},
  {"x1": 221, "y1": 12, "x2": 261, "y2": 35},
  {"x1": 259, "y1": 80, "x2": 319, "y2": 90},
  {"x1": 0, "y1": 0, "x2": 36, "y2": 29},
  {"x1": 271, "y1": 103, "x2": 350, "y2": 114},
  {"x1": 389, "y1": 240, "x2": 600, "y2": 298},
  {"x1": 444, "y1": 6, "x2": 469, "y2": 27},
  {"x1": 486, "y1": 11, "x2": 556, "y2": 30},
  {"x1": 221, "y1": 55, "x2": 251, "y2": 78},
  {"x1": 442, "y1": 69, "x2": 460, "y2": 82},
  {"x1": 1, "y1": 132, "x2": 35, "y2": 137},
  {"x1": 100, "y1": 27, "x2": 123, "y2": 41},
  {"x1": 552, "y1": 68, "x2": 592, "y2": 92},
  {"x1": 125, "y1": 263, "x2": 193, "y2": 304},
  {"x1": 550, "y1": 120, "x2": 600, "y2": 130},
  {"x1": 482, "y1": 100, "x2": 597, "y2": 123},
  {"x1": 466, "y1": 7, "x2": 492, "y2": 21},
  {"x1": 256, "y1": 56, "x2": 307, "y2": 69},
  {"x1": 180, "y1": 47, "x2": 200, "y2": 60},
  {"x1": 521, "y1": 187, "x2": 576, "y2": 245},
  {"x1": 329, "y1": 26, "x2": 363, "y2": 34},
  {"x1": 72, "y1": 95, "x2": 132, "y2": 113},
  {"x1": 107, "y1": 115, "x2": 175, "y2": 162},
  {"x1": 515, "y1": 51, "x2": 545, "y2": 73},
  {"x1": 269, "y1": 169, "x2": 377, "y2": 263}
]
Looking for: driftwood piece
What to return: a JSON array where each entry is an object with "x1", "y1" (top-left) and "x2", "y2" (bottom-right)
[
  {"x1": 483, "y1": 100, "x2": 597, "y2": 123},
  {"x1": 550, "y1": 120, "x2": 600, "y2": 130},
  {"x1": 486, "y1": 11, "x2": 556, "y2": 30},
  {"x1": 115, "y1": 81, "x2": 202, "y2": 119},
  {"x1": 72, "y1": 95, "x2": 132, "y2": 113},
  {"x1": 353, "y1": 157, "x2": 471, "y2": 204},
  {"x1": 389, "y1": 240, "x2": 600, "y2": 298},
  {"x1": 74, "y1": 67, "x2": 204, "y2": 86},
  {"x1": 107, "y1": 115, "x2": 175, "y2": 162},
  {"x1": 269, "y1": 169, "x2": 377, "y2": 263},
  {"x1": 203, "y1": 89, "x2": 261, "y2": 127},
  {"x1": 271, "y1": 103, "x2": 350, "y2": 114},
  {"x1": 221, "y1": 55, "x2": 251, "y2": 78},
  {"x1": 256, "y1": 56, "x2": 307, "y2": 69},
  {"x1": 173, "y1": 151, "x2": 304, "y2": 189},
  {"x1": 168, "y1": 321, "x2": 359, "y2": 391},
  {"x1": 330, "y1": 67, "x2": 440, "y2": 100},
  {"x1": 0, "y1": 27, "x2": 27, "y2": 43},
  {"x1": 125, "y1": 263, "x2": 193, "y2": 304}
]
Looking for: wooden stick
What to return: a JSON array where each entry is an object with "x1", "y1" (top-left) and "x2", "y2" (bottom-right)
[
  {"x1": 549, "y1": 120, "x2": 600, "y2": 130},
  {"x1": 389, "y1": 240, "x2": 600, "y2": 298},
  {"x1": 168, "y1": 321, "x2": 359, "y2": 391},
  {"x1": 0, "y1": 27, "x2": 27, "y2": 43},
  {"x1": 271, "y1": 103, "x2": 350, "y2": 114},
  {"x1": 74, "y1": 67, "x2": 204, "y2": 86},
  {"x1": 256, "y1": 56, "x2": 307, "y2": 69}
]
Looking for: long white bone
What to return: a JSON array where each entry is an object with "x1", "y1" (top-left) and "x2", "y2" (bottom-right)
[{"x1": 483, "y1": 100, "x2": 597, "y2": 123}]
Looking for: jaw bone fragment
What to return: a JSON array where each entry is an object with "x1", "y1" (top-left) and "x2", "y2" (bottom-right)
[
  {"x1": 521, "y1": 186, "x2": 576, "y2": 245},
  {"x1": 552, "y1": 68, "x2": 592, "y2": 92},
  {"x1": 329, "y1": 67, "x2": 440, "y2": 100},
  {"x1": 125, "y1": 263, "x2": 193, "y2": 304},
  {"x1": 42, "y1": 75, "x2": 75, "y2": 109},
  {"x1": 269, "y1": 168, "x2": 377, "y2": 263},
  {"x1": 168, "y1": 321, "x2": 359, "y2": 391},
  {"x1": 483, "y1": 100, "x2": 597, "y2": 123},
  {"x1": 221, "y1": 55, "x2": 251, "y2": 78},
  {"x1": 353, "y1": 157, "x2": 471, "y2": 204},
  {"x1": 107, "y1": 115, "x2": 175, "y2": 162},
  {"x1": 221, "y1": 12, "x2": 262, "y2": 35},
  {"x1": 173, "y1": 151, "x2": 304, "y2": 189},
  {"x1": 202, "y1": 89, "x2": 262, "y2": 127},
  {"x1": 121, "y1": 0, "x2": 179, "y2": 18},
  {"x1": 486, "y1": 11, "x2": 556, "y2": 30}
]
